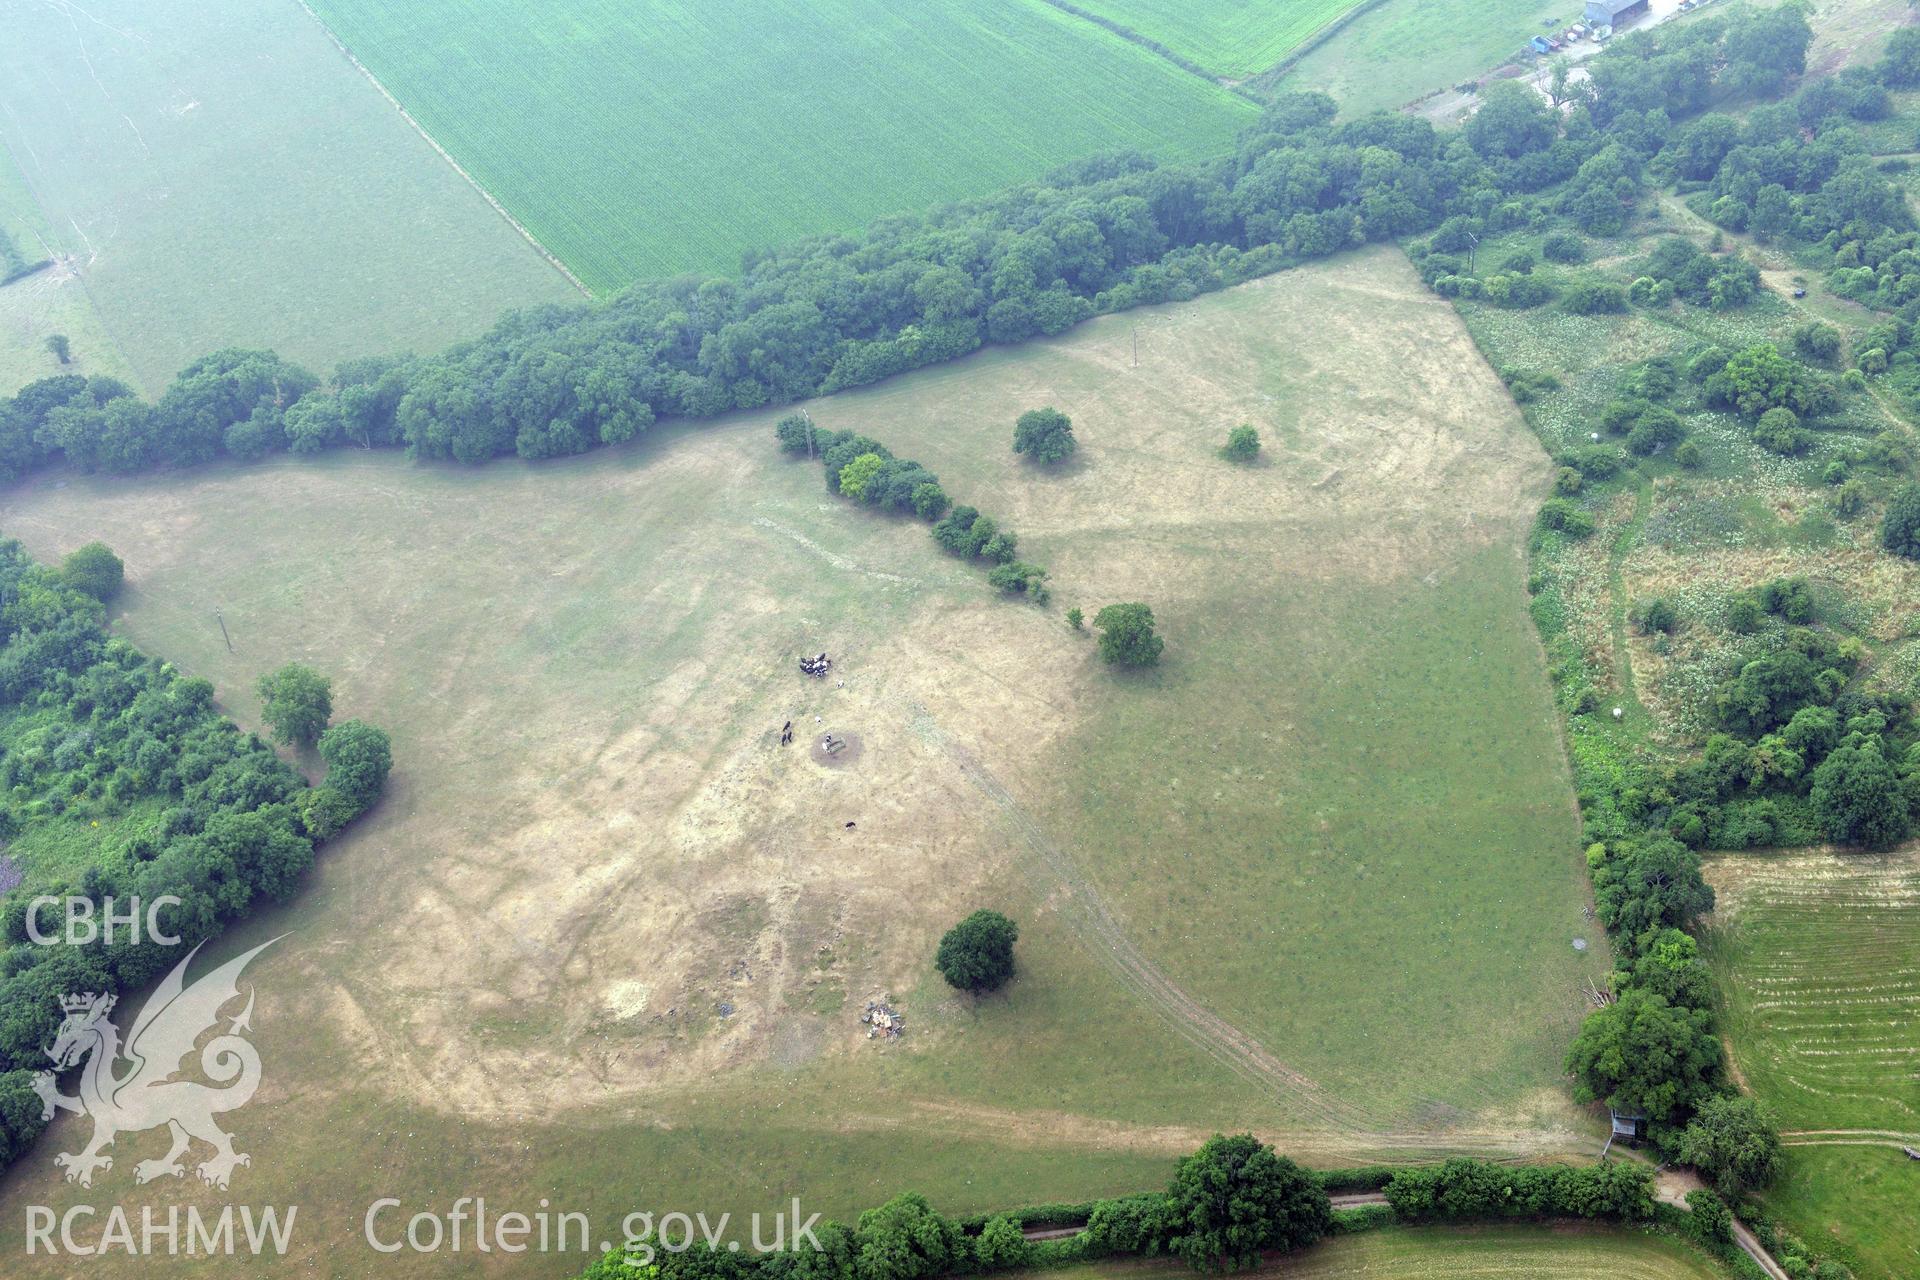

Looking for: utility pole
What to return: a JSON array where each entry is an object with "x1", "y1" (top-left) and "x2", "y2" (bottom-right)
[
  {"x1": 1131, "y1": 325, "x2": 1139, "y2": 368},
  {"x1": 215, "y1": 609, "x2": 233, "y2": 653},
  {"x1": 804, "y1": 408, "x2": 817, "y2": 460},
  {"x1": 1466, "y1": 230, "x2": 1480, "y2": 274}
]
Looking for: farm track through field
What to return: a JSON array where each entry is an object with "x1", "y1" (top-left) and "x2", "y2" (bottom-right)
[
  {"x1": 906, "y1": 700, "x2": 1373, "y2": 1134},
  {"x1": 1781, "y1": 1128, "x2": 1920, "y2": 1149}
]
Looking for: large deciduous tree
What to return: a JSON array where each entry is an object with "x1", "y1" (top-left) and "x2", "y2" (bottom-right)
[
  {"x1": 1095, "y1": 603, "x2": 1164, "y2": 669},
  {"x1": 1677, "y1": 1095, "x2": 1783, "y2": 1196},
  {"x1": 1565, "y1": 987, "x2": 1722, "y2": 1129},
  {"x1": 1809, "y1": 733, "x2": 1912, "y2": 849},
  {"x1": 1164, "y1": 1134, "x2": 1331, "y2": 1271},
  {"x1": 1013, "y1": 407, "x2": 1076, "y2": 464},
  {"x1": 935, "y1": 909, "x2": 1018, "y2": 992},
  {"x1": 60, "y1": 542, "x2": 123, "y2": 602},
  {"x1": 257, "y1": 663, "x2": 333, "y2": 747},
  {"x1": 318, "y1": 719, "x2": 392, "y2": 812}
]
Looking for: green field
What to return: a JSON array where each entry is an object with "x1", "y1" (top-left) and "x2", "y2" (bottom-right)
[
  {"x1": 1273, "y1": 0, "x2": 1571, "y2": 114},
  {"x1": 300, "y1": 0, "x2": 1258, "y2": 291},
  {"x1": 1702, "y1": 849, "x2": 1920, "y2": 1280},
  {"x1": 0, "y1": 251, "x2": 1606, "y2": 1276},
  {"x1": 1063, "y1": 0, "x2": 1364, "y2": 80},
  {"x1": 0, "y1": 0, "x2": 575, "y2": 394},
  {"x1": 1074, "y1": 1225, "x2": 1732, "y2": 1279},
  {"x1": 0, "y1": 145, "x2": 142, "y2": 398}
]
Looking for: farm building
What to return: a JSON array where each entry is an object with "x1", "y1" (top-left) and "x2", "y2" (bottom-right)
[{"x1": 1584, "y1": 0, "x2": 1650, "y2": 26}]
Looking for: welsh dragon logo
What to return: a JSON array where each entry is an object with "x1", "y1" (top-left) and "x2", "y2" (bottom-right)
[{"x1": 32, "y1": 937, "x2": 281, "y2": 1190}]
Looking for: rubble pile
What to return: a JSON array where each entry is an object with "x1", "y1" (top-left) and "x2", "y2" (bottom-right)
[{"x1": 860, "y1": 999, "x2": 903, "y2": 1041}]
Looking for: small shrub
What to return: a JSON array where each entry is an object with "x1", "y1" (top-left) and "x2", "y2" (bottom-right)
[
  {"x1": 1826, "y1": 479, "x2": 1864, "y2": 519},
  {"x1": 1791, "y1": 322, "x2": 1842, "y2": 364},
  {"x1": 1633, "y1": 597, "x2": 1679, "y2": 634},
  {"x1": 1562, "y1": 281, "x2": 1630, "y2": 314},
  {"x1": 1541, "y1": 232, "x2": 1586, "y2": 263},
  {"x1": 1504, "y1": 368, "x2": 1562, "y2": 403},
  {"x1": 1883, "y1": 483, "x2": 1920, "y2": 558},
  {"x1": 1220, "y1": 424, "x2": 1260, "y2": 463},
  {"x1": 1538, "y1": 498, "x2": 1595, "y2": 538}
]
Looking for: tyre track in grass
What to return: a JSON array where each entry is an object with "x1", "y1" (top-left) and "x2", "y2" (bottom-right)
[
  {"x1": 1781, "y1": 1128, "x2": 1920, "y2": 1149},
  {"x1": 906, "y1": 701, "x2": 1372, "y2": 1134}
]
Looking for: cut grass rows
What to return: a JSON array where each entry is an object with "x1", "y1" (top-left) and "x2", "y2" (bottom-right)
[
  {"x1": 1703, "y1": 849, "x2": 1920, "y2": 1280},
  {"x1": 1705, "y1": 852, "x2": 1920, "y2": 1131},
  {"x1": 301, "y1": 0, "x2": 1257, "y2": 290}
]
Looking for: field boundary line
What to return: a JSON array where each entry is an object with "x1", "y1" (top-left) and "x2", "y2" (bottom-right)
[
  {"x1": 285, "y1": 0, "x2": 591, "y2": 298},
  {"x1": 1023, "y1": 0, "x2": 1259, "y2": 99},
  {"x1": 904, "y1": 700, "x2": 1371, "y2": 1132},
  {"x1": 1242, "y1": 0, "x2": 1394, "y2": 94}
]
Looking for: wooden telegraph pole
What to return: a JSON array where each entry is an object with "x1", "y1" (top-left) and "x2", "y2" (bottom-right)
[{"x1": 215, "y1": 609, "x2": 233, "y2": 653}]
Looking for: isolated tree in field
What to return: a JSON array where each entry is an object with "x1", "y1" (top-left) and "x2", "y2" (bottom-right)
[
  {"x1": 1678, "y1": 1096, "x2": 1782, "y2": 1197},
  {"x1": 1883, "y1": 484, "x2": 1920, "y2": 559},
  {"x1": 1066, "y1": 606, "x2": 1084, "y2": 631},
  {"x1": 257, "y1": 663, "x2": 333, "y2": 747},
  {"x1": 1095, "y1": 603, "x2": 1163, "y2": 669},
  {"x1": 44, "y1": 335, "x2": 70, "y2": 365},
  {"x1": 935, "y1": 909, "x2": 1018, "y2": 992},
  {"x1": 318, "y1": 719, "x2": 391, "y2": 811},
  {"x1": 1220, "y1": 424, "x2": 1260, "y2": 463},
  {"x1": 1013, "y1": 407, "x2": 1075, "y2": 464},
  {"x1": 60, "y1": 541, "x2": 123, "y2": 602},
  {"x1": 1164, "y1": 1134, "x2": 1331, "y2": 1271},
  {"x1": 1564, "y1": 986, "x2": 1722, "y2": 1129}
]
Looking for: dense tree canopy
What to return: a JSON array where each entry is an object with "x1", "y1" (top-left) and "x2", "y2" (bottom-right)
[
  {"x1": 1808, "y1": 732, "x2": 1912, "y2": 848},
  {"x1": 0, "y1": 540, "x2": 389, "y2": 1175},
  {"x1": 1564, "y1": 986, "x2": 1723, "y2": 1128},
  {"x1": 1677, "y1": 1095, "x2": 1783, "y2": 1196}
]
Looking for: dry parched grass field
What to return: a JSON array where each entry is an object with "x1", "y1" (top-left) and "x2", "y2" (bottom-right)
[{"x1": 0, "y1": 248, "x2": 1605, "y2": 1275}]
